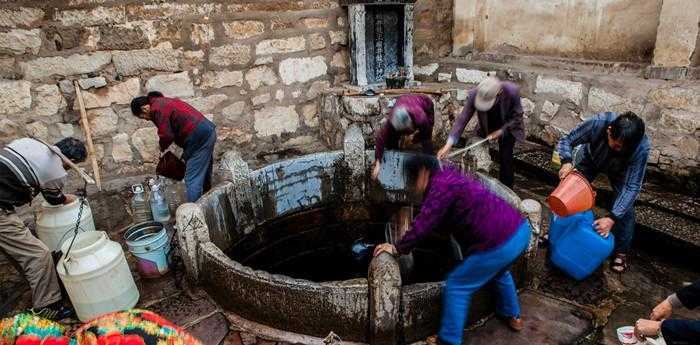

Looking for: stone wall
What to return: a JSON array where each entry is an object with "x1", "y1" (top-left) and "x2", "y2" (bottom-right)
[
  {"x1": 412, "y1": 58, "x2": 700, "y2": 180},
  {"x1": 0, "y1": 0, "x2": 352, "y2": 186},
  {"x1": 453, "y1": 0, "x2": 663, "y2": 62},
  {"x1": 414, "y1": 0, "x2": 453, "y2": 58}
]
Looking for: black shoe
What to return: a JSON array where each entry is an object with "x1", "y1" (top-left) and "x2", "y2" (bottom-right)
[{"x1": 30, "y1": 301, "x2": 74, "y2": 321}]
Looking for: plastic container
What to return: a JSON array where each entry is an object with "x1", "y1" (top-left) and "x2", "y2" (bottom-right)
[
  {"x1": 57, "y1": 231, "x2": 139, "y2": 321},
  {"x1": 124, "y1": 222, "x2": 171, "y2": 278},
  {"x1": 36, "y1": 198, "x2": 96, "y2": 252},
  {"x1": 616, "y1": 326, "x2": 638, "y2": 344},
  {"x1": 549, "y1": 210, "x2": 614, "y2": 280},
  {"x1": 149, "y1": 179, "x2": 170, "y2": 223},
  {"x1": 131, "y1": 184, "x2": 153, "y2": 224},
  {"x1": 548, "y1": 171, "x2": 596, "y2": 217}
]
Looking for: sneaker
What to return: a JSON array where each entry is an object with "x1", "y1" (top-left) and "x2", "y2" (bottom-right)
[
  {"x1": 507, "y1": 317, "x2": 524, "y2": 332},
  {"x1": 30, "y1": 302, "x2": 74, "y2": 321}
]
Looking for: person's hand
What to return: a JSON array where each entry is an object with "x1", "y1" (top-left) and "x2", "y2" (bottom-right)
[
  {"x1": 593, "y1": 217, "x2": 614, "y2": 237},
  {"x1": 559, "y1": 163, "x2": 574, "y2": 179},
  {"x1": 372, "y1": 161, "x2": 381, "y2": 181},
  {"x1": 437, "y1": 143, "x2": 453, "y2": 160},
  {"x1": 373, "y1": 243, "x2": 397, "y2": 257},
  {"x1": 650, "y1": 299, "x2": 673, "y2": 321},
  {"x1": 487, "y1": 129, "x2": 503, "y2": 142},
  {"x1": 63, "y1": 194, "x2": 77, "y2": 205},
  {"x1": 634, "y1": 319, "x2": 661, "y2": 339}
]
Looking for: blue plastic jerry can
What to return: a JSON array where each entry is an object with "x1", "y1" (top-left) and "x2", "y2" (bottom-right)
[{"x1": 549, "y1": 210, "x2": 615, "y2": 280}]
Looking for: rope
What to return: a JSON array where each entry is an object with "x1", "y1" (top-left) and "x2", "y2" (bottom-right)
[{"x1": 61, "y1": 180, "x2": 88, "y2": 272}]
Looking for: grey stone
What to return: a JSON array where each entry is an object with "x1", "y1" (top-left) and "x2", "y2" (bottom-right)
[
  {"x1": 54, "y1": 6, "x2": 125, "y2": 26},
  {"x1": 368, "y1": 253, "x2": 401, "y2": 345},
  {"x1": 588, "y1": 87, "x2": 626, "y2": 113},
  {"x1": 303, "y1": 17, "x2": 328, "y2": 29},
  {"x1": 255, "y1": 36, "x2": 306, "y2": 55},
  {"x1": 659, "y1": 108, "x2": 700, "y2": 133},
  {"x1": 0, "y1": 80, "x2": 31, "y2": 115},
  {"x1": 78, "y1": 77, "x2": 107, "y2": 90},
  {"x1": 222, "y1": 101, "x2": 246, "y2": 122},
  {"x1": 343, "y1": 96, "x2": 380, "y2": 116},
  {"x1": 33, "y1": 84, "x2": 66, "y2": 117},
  {"x1": 20, "y1": 52, "x2": 112, "y2": 80},
  {"x1": 87, "y1": 107, "x2": 118, "y2": 137},
  {"x1": 209, "y1": 44, "x2": 251, "y2": 67},
  {"x1": 648, "y1": 86, "x2": 700, "y2": 112},
  {"x1": 113, "y1": 46, "x2": 182, "y2": 76},
  {"x1": 0, "y1": 29, "x2": 41, "y2": 55},
  {"x1": 190, "y1": 23, "x2": 214, "y2": 46},
  {"x1": 279, "y1": 56, "x2": 327, "y2": 85},
  {"x1": 329, "y1": 30, "x2": 347, "y2": 45},
  {"x1": 331, "y1": 51, "x2": 348, "y2": 69},
  {"x1": 413, "y1": 63, "x2": 439, "y2": 76},
  {"x1": 26, "y1": 121, "x2": 48, "y2": 140},
  {"x1": 55, "y1": 123, "x2": 74, "y2": 138},
  {"x1": 222, "y1": 21, "x2": 265, "y2": 40},
  {"x1": 79, "y1": 78, "x2": 140, "y2": 110},
  {"x1": 201, "y1": 70, "x2": 243, "y2": 89},
  {"x1": 301, "y1": 103, "x2": 318, "y2": 127},
  {"x1": 0, "y1": 119, "x2": 18, "y2": 138},
  {"x1": 253, "y1": 106, "x2": 299, "y2": 137},
  {"x1": 245, "y1": 66, "x2": 278, "y2": 90},
  {"x1": 251, "y1": 93, "x2": 271, "y2": 106},
  {"x1": 254, "y1": 56, "x2": 273, "y2": 66},
  {"x1": 146, "y1": 72, "x2": 194, "y2": 98},
  {"x1": 455, "y1": 68, "x2": 489, "y2": 84},
  {"x1": 306, "y1": 80, "x2": 330, "y2": 99},
  {"x1": 521, "y1": 98, "x2": 535, "y2": 117},
  {"x1": 0, "y1": 7, "x2": 44, "y2": 28},
  {"x1": 275, "y1": 89, "x2": 284, "y2": 101},
  {"x1": 535, "y1": 76, "x2": 584, "y2": 106},
  {"x1": 437, "y1": 72, "x2": 452, "y2": 82},
  {"x1": 184, "y1": 94, "x2": 227, "y2": 114},
  {"x1": 58, "y1": 80, "x2": 75, "y2": 95},
  {"x1": 456, "y1": 89, "x2": 469, "y2": 101},
  {"x1": 540, "y1": 101, "x2": 560, "y2": 121},
  {"x1": 309, "y1": 33, "x2": 326, "y2": 50},
  {"x1": 111, "y1": 133, "x2": 133, "y2": 163},
  {"x1": 131, "y1": 127, "x2": 159, "y2": 162},
  {"x1": 183, "y1": 50, "x2": 205, "y2": 67}
]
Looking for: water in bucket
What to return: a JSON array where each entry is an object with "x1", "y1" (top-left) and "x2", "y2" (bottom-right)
[{"x1": 124, "y1": 222, "x2": 171, "y2": 278}]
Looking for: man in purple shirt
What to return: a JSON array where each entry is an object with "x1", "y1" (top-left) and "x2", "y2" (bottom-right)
[
  {"x1": 372, "y1": 94, "x2": 435, "y2": 180},
  {"x1": 374, "y1": 154, "x2": 531, "y2": 345},
  {"x1": 437, "y1": 77, "x2": 525, "y2": 188}
]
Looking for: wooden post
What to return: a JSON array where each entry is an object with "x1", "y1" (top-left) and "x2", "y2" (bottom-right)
[{"x1": 73, "y1": 81, "x2": 102, "y2": 191}]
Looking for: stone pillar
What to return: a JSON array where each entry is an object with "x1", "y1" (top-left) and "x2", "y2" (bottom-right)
[
  {"x1": 368, "y1": 252, "x2": 402, "y2": 345},
  {"x1": 175, "y1": 203, "x2": 211, "y2": 282},
  {"x1": 520, "y1": 199, "x2": 543, "y2": 288},
  {"x1": 648, "y1": 0, "x2": 700, "y2": 79},
  {"x1": 219, "y1": 150, "x2": 260, "y2": 232},
  {"x1": 343, "y1": 124, "x2": 366, "y2": 202},
  {"x1": 348, "y1": 5, "x2": 368, "y2": 86}
]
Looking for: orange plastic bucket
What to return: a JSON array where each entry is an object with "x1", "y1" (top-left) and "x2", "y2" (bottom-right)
[{"x1": 547, "y1": 171, "x2": 596, "y2": 217}]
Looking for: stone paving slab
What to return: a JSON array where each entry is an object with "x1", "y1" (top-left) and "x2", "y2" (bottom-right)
[
  {"x1": 186, "y1": 312, "x2": 230, "y2": 345},
  {"x1": 463, "y1": 291, "x2": 593, "y2": 345}
]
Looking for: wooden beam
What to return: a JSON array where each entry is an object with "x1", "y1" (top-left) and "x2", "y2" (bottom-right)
[{"x1": 73, "y1": 81, "x2": 102, "y2": 191}]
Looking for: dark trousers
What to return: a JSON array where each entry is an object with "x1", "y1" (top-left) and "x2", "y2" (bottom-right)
[
  {"x1": 497, "y1": 134, "x2": 516, "y2": 188},
  {"x1": 662, "y1": 319, "x2": 700, "y2": 345}
]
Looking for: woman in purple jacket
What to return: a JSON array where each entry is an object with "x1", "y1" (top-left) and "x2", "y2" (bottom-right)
[
  {"x1": 372, "y1": 94, "x2": 435, "y2": 180},
  {"x1": 374, "y1": 154, "x2": 531, "y2": 345}
]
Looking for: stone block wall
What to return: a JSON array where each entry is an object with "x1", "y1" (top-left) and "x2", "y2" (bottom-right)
[
  {"x1": 0, "y1": 0, "x2": 352, "y2": 184},
  {"x1": 412, "y1": 60, "x2": 700, "y2": 179}
]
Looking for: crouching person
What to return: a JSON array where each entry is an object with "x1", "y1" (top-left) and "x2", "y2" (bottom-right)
[
  {"x1": 0, "y1": 137, "x2": 87, "y2": 320},
  {"x1": 635, "y1": 280, "x2": 700, "y2": 344},
  {"x1": 373, "y1": 154, "x2": 530, "y2": 345}
]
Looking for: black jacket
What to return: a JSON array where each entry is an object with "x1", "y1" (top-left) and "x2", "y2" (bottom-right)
[{"x1": 662, "y1": 280, "x2": 700, "y2": 345}]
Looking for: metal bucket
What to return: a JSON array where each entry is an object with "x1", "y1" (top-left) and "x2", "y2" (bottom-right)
[{"x1": 124, "y1": 222, "x2": 171, "y2": 278}]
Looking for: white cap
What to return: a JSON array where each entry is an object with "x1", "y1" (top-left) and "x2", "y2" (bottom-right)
[{"x1": 474, "y1": 77, "x2": 502, "y2": 111}]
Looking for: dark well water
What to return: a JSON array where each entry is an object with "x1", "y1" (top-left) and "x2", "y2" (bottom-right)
[{"x1": 226, "y1": 206, "x2": 461, "y2": 283}]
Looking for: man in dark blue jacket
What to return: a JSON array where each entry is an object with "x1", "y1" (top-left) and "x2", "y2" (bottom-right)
[
  {"x1": 635, "y1": 280, "x2": 700, "y2": 344},
  {"x1": 557, "y1": 111, "x2": 649, "y2": 273}
]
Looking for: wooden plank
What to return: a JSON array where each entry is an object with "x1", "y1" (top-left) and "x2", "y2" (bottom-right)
[{"x1": 73, "y1": 81, "x2": 102, "y2": 190}]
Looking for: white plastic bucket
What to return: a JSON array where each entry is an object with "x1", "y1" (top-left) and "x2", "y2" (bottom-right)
[
  {"x1": 57, "y1": 231, "x2": 139, "y2": 321},
  {"x1": 124, "y1": 222, "x2": 171, "y2": 279},
  {"x1": 36, "y1": 198, "x2": 96, "y2": 252}
]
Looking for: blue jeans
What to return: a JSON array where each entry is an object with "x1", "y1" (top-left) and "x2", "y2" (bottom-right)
[
  {"x1": 182, "y1": 121, "x2": 216, "y2": 202},
  {"x1": 438, "y1": 221, "x2": 531, "y2": 345},
  {"x1": 573, "y1": 147, "x2": 636, "y2": 253}
]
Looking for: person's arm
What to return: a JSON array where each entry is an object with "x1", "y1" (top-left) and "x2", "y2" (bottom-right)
[
  {"x1": 446, "y1": 96, "x2": 476, "y2": 147},
  {"x1": 375, "y1": 120, "x2": 395, "y2": 161},
  {"x1": 154, "y1": 107, "x2": 175, "y2": 152},
  {"x1": 610, "y1": 147, "x2": 648, "y2": 219},
  {"x1": 395, "y1": 180, "x2": 453, "y2": 254},
  {"x1": 671, "y1": 280, "x2": 700, "y2": 310},
  {"x1": 556, "y1": 115, "x2": 600, "y2": 164},
  {"x1": 661, "y1": 319, "x2": 700, "y2": 344},
  {"x1": 40, "y1": 177, "x2": 66, "y2": 205}
]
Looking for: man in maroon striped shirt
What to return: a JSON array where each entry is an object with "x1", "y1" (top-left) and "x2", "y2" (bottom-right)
[{"x1": 131, "y1": 92, "x2": 217, "y2": 202}]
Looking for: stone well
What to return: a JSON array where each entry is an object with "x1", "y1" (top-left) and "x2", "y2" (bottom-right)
[{"x1": 175, "y1": 128, "x2": 536, "y2": 344}]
